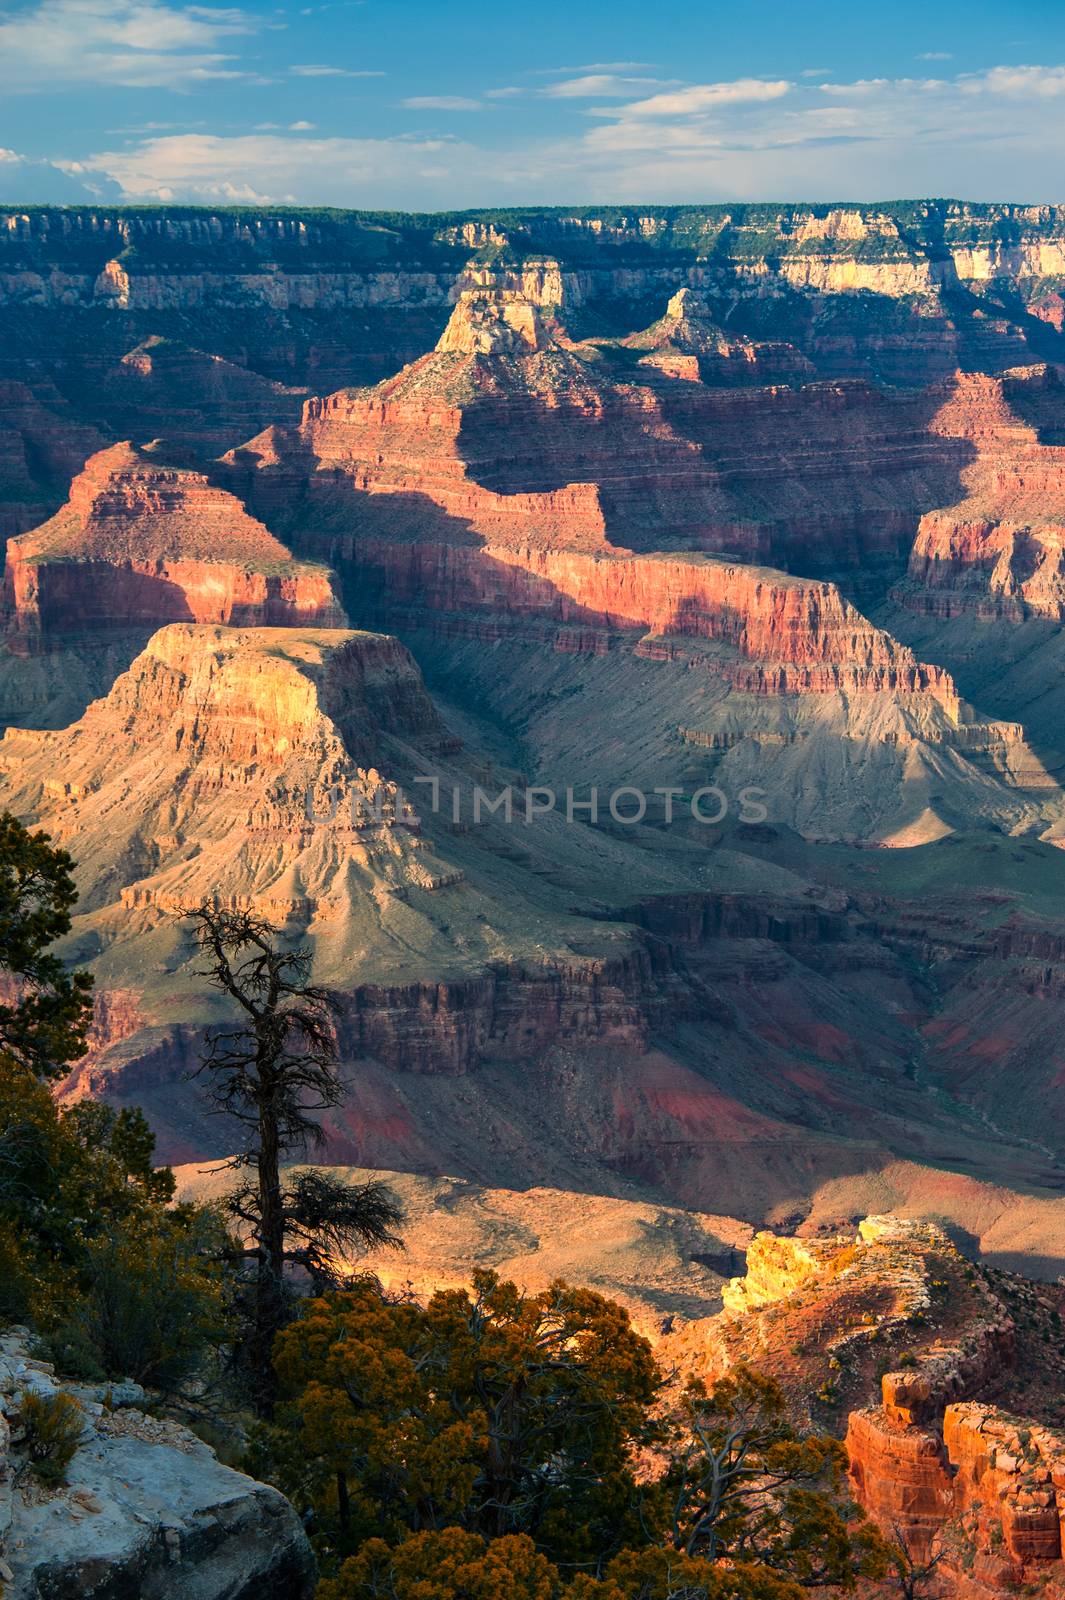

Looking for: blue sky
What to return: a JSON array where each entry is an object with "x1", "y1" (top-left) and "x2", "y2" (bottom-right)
[{"x1": 2, "y1": 0, "x2": 1065, "y2": 207}]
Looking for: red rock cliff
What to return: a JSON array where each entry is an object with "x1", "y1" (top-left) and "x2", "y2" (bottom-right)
[
  {"x1": 3, "y1": 441, "x2": 344, "y2": 647},
  {"x1": 894, "y1": 368, "x2": 1065, "y2": 620}
]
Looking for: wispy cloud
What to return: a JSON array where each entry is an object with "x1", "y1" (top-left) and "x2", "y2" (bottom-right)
[
  {"x1": 289, "y1": 63, "x2": 382, "y2": 76},
  {"x1": 558, "y1": 61, "x2": 1065, "y2": 200},
  {"x1": 610, "y1": 79, "x2": 792, "y2": 117},
  {"x1": 79, "y1": 129, "x2": 498, "y2": 204},
  {"x1": 532, "y1": 61, "x2": 657, "y2": 76},
  {"x1": 105, "y1": 118, "x2": 206, "y2": 131},
  {"x1": 402, "y1": 94, "x2": 483, "y2": 111},
  {"x1": 917, "y1": 51, "x2": 953, "y2": 61},
  {"x1": 543, "y1": 73, "x2": 673, "y2": 99},
  {"x1": 0, "y1": 0, "x2": 258, "y2": 90}
]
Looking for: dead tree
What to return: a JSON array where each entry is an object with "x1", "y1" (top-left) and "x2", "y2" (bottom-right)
[{"x1": 191, "y1": 906, "x2": 402, "y2": 1413}]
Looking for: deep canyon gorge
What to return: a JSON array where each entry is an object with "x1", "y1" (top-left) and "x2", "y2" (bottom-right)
[{"x1": 4, "y1": 200, "x2": 1065, "y2": 1596}]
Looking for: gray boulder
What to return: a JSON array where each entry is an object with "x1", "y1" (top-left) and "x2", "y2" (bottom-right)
[{"x1": 0, "y1": 1333, "x2": 314, "y2": 1600}]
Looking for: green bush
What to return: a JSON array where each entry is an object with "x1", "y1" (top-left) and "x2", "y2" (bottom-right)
[
  {"x1": 1, "y1": 1057, "x2": 231, "y2": 1391},
  {"x1": 35, "y1": 1321, "x2": 107, "y2": 1383},
  {"x1": 43, "y1": 1208, "x2": 230, "y2": 1390},
  {"x1": 20, "y1": 1389, "x2": 84, "y2": 1487}
]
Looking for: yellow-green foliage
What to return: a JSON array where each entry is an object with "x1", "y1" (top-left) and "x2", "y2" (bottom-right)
[
  {"x1": 19, "y1": 1389, "x2": 84, "y2": 1487},
  {"x1": 318, "y1": 1528, "x2": 809, "y2": 1600},
  {"x1": 272, "y1": 1271, "x2": 659, "y2": 1567},
  {"x1": 268, "y1": 1280, "x2": 886, "y2": 1600},
  {"x1": 319, "y1": 1529, "x2": 561, "y2": 1600}
]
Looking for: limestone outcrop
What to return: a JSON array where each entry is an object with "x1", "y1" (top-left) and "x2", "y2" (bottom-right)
[
  {"x1": 7, "y1": 202, "x2": 1065, "y2": 311},
  {"x1": 0, "y1": 1327, "x2": 314, "y2": 1600}
]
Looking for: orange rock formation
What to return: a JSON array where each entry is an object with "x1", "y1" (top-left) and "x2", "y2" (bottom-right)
[{"x1": 2, "y1": 442, "x2": 344, "y2": 647}]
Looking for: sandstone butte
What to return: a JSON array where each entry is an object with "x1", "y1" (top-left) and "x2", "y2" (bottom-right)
[
  {"x1": 5, "y1": 204, "x2": 1065, "y2": 1600},
  {"x1": 1, "y1": 440, "x2": 345, "y2": 649},
  {"x1": 618, "y1": 286, "x2": 817, "y2": 387}
]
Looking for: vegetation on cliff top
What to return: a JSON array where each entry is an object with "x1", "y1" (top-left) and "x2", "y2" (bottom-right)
[
  {"x1": 2, "y1": 200, "x2": 1064, "y2": 274},
  {"x1": 258, "y1": 1275, "x2": 887, "y2": 1598}
]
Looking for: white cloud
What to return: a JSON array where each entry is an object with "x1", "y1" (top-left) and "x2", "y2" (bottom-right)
[
  {"x1": 961, "y1": 64, "x2": 1065, "y2": 97},
  {"x1": 402, "y1": 95, "x2": 483, "y2": 111},
  {"x1": 485, "y1": 86, "x2": 523, "y2": 99},
  {"x1": 815, "y1": 77, "x2": 889, "y2": 96},
  {"x1": 0, "y1": 0, "x2": 257, "y2": 89},
  {"x1": 917, "y1": 51, "x2": 954, "y2": 61},
  {"x1": 82, "y1": 130, "x2": 500, "y2": 205},
  {"x1": 289, "y1": 63, "x2": 382, "y2": 76},
  {"x1": 543, "y1": 74, "x2": 672, "y2": 99},
  {"x1": 614, "y1": 78, "x2": 792, "y2": 117},
  {"x1": 106, "y1": 118, "x2": 205, "y2": 130},
  {"x1": 46, "y1": 60, "x2": 1065, "y2": 210},
  {"x1": 533, "y1": 61, "x2": 657, "y2": 75}
]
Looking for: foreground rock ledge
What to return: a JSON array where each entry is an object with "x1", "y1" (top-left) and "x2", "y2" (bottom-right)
[{"x1": 0, "y1": 1330, "x2": 314, "y2": 1600}]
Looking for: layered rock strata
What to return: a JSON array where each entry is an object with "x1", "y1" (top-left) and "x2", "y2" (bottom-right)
[
  {"x1": 230, "y1": 279, "x2": 971, "y2": 588},
  {"x1": 840, "y1": 1218, "x2": 1065, "y2": 1589},
  {"x1": 0, "y1": 622, "x2": 677, "y2": 1125},
  {"x1": 0, "y1": 379, "x2": 105, "y2": 538},
  {"x1": 93, "y1": 335, "x2": 309, "y2": 459},
  {"x1": 666, "y1": 1214, "x2": 1065, "y2": 1590},
  {"x1": 619, "y1": 287, "x2": 815, "y2": 387},
  {"x1": 2, "y1": 442, "x2": 344, "y2": 648},
  {"x1": 893, "y1": 368, "x2": 1065, "y2": 621},
  {"x1": 8, "y1": 202, "x2": 1065, "y2": 310}
]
